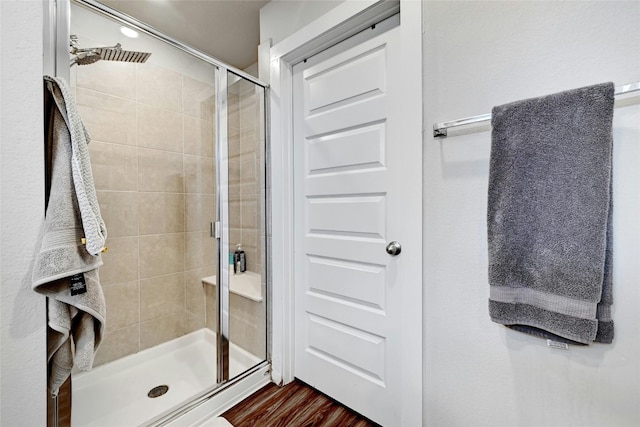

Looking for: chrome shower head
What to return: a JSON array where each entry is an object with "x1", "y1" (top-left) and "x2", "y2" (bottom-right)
[
  {"x1": 72, "y1": 51, "x2": 102, "y2": 66},
  {"x1": 70, "y1": 37, "x2": 151, "y2": 67},
  {"x1": 94, "y1": 43, "x2": 152, "y2": 64}
]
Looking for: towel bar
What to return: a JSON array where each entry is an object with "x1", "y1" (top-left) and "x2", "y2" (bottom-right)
[{"x1": 433, "y1": 81, "x2": 640, "y2": 138}]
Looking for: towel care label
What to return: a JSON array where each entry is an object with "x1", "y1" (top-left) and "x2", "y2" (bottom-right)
[
  {"x1": 70, "y1": 273, "x2": 87, "y2": 295},
  {"x1": 546, "y1": 339, "x2": 569, "y2": 350}
]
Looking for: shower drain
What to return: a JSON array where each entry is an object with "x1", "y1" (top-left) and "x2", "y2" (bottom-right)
[{"x1": 147, "y1": 385, "x2": 169, "y2": 398}]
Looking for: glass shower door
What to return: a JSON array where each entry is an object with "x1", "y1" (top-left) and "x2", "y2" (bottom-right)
[{"x1": 216, "y1": 70, "x2": 268, "y2": 383}]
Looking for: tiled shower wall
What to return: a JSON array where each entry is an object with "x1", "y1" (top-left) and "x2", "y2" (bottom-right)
[{"x1": 73, "y1": 61, "x2": 217, "y2": 367}]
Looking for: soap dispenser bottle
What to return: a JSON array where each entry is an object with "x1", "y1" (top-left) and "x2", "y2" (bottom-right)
[{"x1": 234, "y1": 244, "x2": 246, "y2": 273}]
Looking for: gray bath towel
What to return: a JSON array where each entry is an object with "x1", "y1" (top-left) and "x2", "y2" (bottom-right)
[
  {"x1": 49, "y1": 76, "x2": 107, "y2": 254},
  {"x1": 488, "y1": 82, "x2": 614, "y2": 345},
  {"x1": 33, "y1": 76, "x2": 107, "y2": 396}
]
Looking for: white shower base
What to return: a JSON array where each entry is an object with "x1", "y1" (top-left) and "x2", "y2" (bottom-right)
[{"x1": 72, "y1": 328, "x2": 261, "y2": 427}]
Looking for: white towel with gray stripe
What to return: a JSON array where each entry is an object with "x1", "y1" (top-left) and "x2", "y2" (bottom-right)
[
  {"x1": 33, "y1": 76, "x2": 107, "y2": 396},
  {"x1": 487, "y1": 82, "x2": 614, "y2": 345}
]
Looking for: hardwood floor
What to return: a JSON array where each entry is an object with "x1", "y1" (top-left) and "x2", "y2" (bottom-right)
[{"x1": 222, "y1": 379, "x2": 379, "y2": 427}]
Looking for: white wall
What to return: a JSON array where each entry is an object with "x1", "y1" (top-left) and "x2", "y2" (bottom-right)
[
  {"x1": 259, "y1": 0, "x2": 345, "y2": 45},
  {"x1": 423, "y1": 1, "x2": 640, "y2": 426},
  {"x1": 262, "y1": 1, "x2": 640, "y2": 426},
  {"x1": 0, "y1": 0, "x2": 47, "y2": 425}
]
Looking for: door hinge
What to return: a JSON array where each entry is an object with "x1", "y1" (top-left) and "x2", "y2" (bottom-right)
[{"x1": 211, "y1": 221, "x2": 220, "y2": 239}]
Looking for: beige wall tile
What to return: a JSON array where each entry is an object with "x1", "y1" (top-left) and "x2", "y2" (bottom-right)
[
  {"x1": 76, "y1": 61, "x2": 136, "y2": 100},
  {"x1": 241, "y1": 229, "x2": 258, "y2": 252},
  {"x1": 246, "y1": 324, "x2": 263, "y2": 358},
  {"x1": 138, "y1": 148, "x2": 184, "y2": 193},
  {"x1": 256, "y1": 158, "x2": 266, "y2": 191},
  {"x1": 229, "y1": 315, "x2": 246, "y2": 350},
  {"x1": 139, "y1": 233, "x2": 185, "y2": 278},
  {"x1": 185, "y1": 266, "x2": 215, "y2": 309},
  {"x1": 183, "y1": 76, "x2": 215, "y2": 120},
  {"x1": 97, "y1": 191, "x2": 139, "y2": 238},
  {"x1": 240, "y1": 198, "x2": 257, "y2": 229},
  {"x1": 240, "y1": 159, "x2": 256, "y2": 184},
  {"x1": 239, "y1": 182, "x2": 256, "y2": 197},
  {"x1": 93, "y1": 324, "x2": 139, "y2": 367},
  {"x1": 239, "y1": 129, "x2": 258, "y2": 163},
  {"x1": 100, "y1": 236, "x2": 138, "y2": 285},
  {"x1": 228, "y1": 160, "x2": 241, "y2": 185},
  {"x1": 140, "y1": 273, "x2": 185, "y2": 321},
  {"x1": 228, "y1": 198, "x2": 241, "y2": 228},
  {"x1": 249, "y1": 263, "x2": 262, "y2": 277},
  {"x1": 184, "y1": 155, "x2": 215, "y2": 194},
  {"x1": 185, "y1": 194, "x2": 215, "y2": 233},
  {"x1": 185, "y1": 305, "x2": 206, "y2": 333},
  {"x1": 244, "y1": 248, "x2": 258, "y2": 273},
  {"x1": 229, "y1": 316, "x2": 265, "y2": 359},
  {"x1": 140, "y1": 311, "x2": 185, "y2": 350},
  {"x1": 229, "y1": 229, "x2": 241, "y2": 251},
  {"x1": 229, "y1": 183, "x2": 242, "y2": 199},
  {"x1": 77, "y1": 88, "x2": 137, "y2": 146},
  {"x1": 227, "y1": 93, "x2": 240, "y2": 125},
  {"x1": 184, "y1": 116, "x2": 214, "y2": 158},
  {"x1": 137, "y1": 63, "x2": 182, "y2": 112},
  {"x1": 89, "y1": 142, "x2": 137, "y2": 191},
  {"x1": 137, "y1": 104, "x2": 183, "y2": 153},
  {"x1": 228, "y1": 129, "x2": 241, "y2": 160},
  {"x1": 139, "y1": 192, "x2": 185, "y2": 235},
  {"x1": 103, "y1": 281, "x2": 139, "y2": 331},
  {"x1": 229, "y1": 305, "x2": 266, "y2": 359},
  {"x1": 230, "y1": 294, "x2": 263, "y2": 326},
  {"x1": 255, "y1": 239, "x2": 264, "y2": 275},
  {"x1": 240, "y1": 98, "x2": 258, "y2": 128},
  {"x1": 204, "y1": 283, "x2": 217, "y2": 332},
  {"x1": 185, "y1": 231, "x2": 216, "y2": 271},
  {"x1": 258, "y1": 189, "x2": 266, "y2": 226}
]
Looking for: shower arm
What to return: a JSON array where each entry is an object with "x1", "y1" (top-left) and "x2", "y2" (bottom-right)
[{"x1": 71, "y1": 43, "x2": 122, "y2": 55}]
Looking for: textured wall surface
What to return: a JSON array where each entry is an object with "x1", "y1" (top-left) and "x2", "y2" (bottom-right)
[
  {"x1": 259, "y1": 0, "x2": 345, "y2": 45},
  {"x1": 422, "y1": 2, "x2": 640, "y2": 426},
  {"x1": 0, "y1": 0, "x2": 47, "y2": 425}
]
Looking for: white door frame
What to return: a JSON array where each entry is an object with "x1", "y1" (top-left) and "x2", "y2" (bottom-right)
[{"x1": 268, "y1": 2, "x2": 422, "y2": 418}]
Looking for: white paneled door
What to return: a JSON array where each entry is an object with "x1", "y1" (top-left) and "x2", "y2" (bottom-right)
[{"x1": 293, "y1": 20, "x2": 421, "y2": 426}]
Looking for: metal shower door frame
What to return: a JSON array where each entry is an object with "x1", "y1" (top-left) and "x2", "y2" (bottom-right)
[
  {"x1": 45, "y1": 0, "x2": 271, "y2": 423},
  {"x1": 44, "y1": 0, "x2": 72, "y2": 81},
  {"x1": 215, "y1": 69, "x2": 231, "y2": 384}
]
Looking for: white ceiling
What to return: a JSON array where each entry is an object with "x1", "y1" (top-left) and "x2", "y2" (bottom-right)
[{"x1": 100, "y1": 0, "x2": 271, "y2": 70}]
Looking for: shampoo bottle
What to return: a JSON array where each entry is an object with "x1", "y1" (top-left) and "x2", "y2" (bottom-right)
[{"x1": 234, "y1": 244, "x2": 246, "y2": 273}]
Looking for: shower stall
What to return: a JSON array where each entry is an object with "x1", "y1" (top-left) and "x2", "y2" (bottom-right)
[{"x1": 47, "y1": 1, "x2": 270, "y2": 425}]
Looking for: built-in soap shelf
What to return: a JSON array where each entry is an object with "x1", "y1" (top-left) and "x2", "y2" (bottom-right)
[{"x1": 201, "y1": 271, "x2": 263, "y2": 302}]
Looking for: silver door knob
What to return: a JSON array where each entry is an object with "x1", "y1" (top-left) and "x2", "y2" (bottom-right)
[{"x1": 386, "y1": 241, "x2": 402, "y2": 256}]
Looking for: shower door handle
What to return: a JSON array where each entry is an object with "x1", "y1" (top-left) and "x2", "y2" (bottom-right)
[{"x1": 386, "y1": 241, "x2": 402, "y2": 256}]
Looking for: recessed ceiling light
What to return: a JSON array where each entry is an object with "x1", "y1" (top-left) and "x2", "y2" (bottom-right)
[{"x1": 120, "y1": 26, "x2": 139, "y2": 38}]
